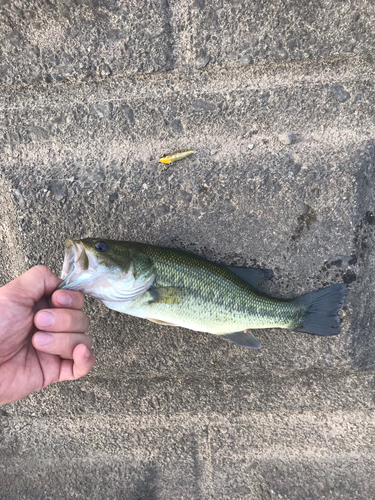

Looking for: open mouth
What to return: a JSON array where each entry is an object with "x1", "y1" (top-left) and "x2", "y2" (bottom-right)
[{"x1": 57, "y1": 239, "x2": 89, "y2": 290}]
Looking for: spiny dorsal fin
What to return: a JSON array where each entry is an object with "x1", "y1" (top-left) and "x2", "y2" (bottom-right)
[
  {"x1": 228, "y1": 266, "x2": 273, "y2": 288},
  {"x1": 221, "y1": 331, "x2": 261, "y2": 349}
]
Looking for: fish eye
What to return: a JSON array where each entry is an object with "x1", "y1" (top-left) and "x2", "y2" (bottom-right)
[{"x1": 95, "y1": 241, "x2": 108, "y2": 252}]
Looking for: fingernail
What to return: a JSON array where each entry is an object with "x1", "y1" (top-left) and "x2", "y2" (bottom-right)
[
  {"x1": 34, "y1": 332, "x2": 52, "y2": 346},
  {"x1": 56, "y1": 292, "x2": 72, "y2": 306},
  {"x1": 84, "y1": 346, "x2": 91, "y2": 358},
  {"x1": 37, "y1": 311, "x2": 54, "y2": 327}
]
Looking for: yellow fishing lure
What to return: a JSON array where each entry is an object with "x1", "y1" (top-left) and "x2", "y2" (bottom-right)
[{"x1": 159, "y1": 149, "x2": 196, "y2": 165}]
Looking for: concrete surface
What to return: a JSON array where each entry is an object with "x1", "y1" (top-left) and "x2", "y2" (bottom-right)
[{"x1": 1, "y1": 0, "x2": 375, "y2": 498}]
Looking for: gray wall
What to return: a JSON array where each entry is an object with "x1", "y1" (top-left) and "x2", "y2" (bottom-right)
[{"x1": 1, "y1": 0, "x2": 375, "y2": 498}]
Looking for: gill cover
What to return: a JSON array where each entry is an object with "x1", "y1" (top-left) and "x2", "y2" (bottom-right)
[{"x1": 58, "y1": 238, "x2": 156, "y2": 303}]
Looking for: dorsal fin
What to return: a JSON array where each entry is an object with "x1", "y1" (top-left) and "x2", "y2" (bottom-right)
[
  {"x1": 221, "y1": 331, "x2": 261, "y2": 349},
  {"x1": 227, "y1": 267, "x2": 273, "y2": 288}
]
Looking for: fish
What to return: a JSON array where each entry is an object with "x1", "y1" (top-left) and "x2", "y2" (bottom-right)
[
  {"x1": 57, "y1": 238, "x2": 348, "y2": 349},
  {"x1": 159, "y1": 149, "x2": 196, "y2": 165}
]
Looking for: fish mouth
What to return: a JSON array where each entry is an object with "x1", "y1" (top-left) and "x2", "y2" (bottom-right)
[{"x1": 57, "y1": 239, "x2": 89, "y2": 290}]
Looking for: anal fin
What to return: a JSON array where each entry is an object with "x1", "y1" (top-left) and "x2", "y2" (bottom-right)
[{"x1": 221, "y1": 331, "x2": 261, "y2": 349}]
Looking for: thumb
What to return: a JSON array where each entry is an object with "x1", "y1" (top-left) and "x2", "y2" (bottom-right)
[{"x1": 2, "y1": 265, "x2": 62, "y2": 306}]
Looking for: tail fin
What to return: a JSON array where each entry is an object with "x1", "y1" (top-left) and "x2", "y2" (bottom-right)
[{"x1": 292, "y1": 283, "x2": 347, "y2": 336}]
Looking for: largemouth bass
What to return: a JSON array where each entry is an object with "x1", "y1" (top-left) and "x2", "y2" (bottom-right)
[{"x1": 57, "y1": 238, "x2": 347, "y2": 348}]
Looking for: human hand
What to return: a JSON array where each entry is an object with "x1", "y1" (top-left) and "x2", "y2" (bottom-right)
[{"x1": 0, "y1": 265, "x2": 95, "y2": 405}]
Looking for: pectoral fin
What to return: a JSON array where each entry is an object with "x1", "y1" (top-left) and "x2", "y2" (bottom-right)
[
  {"x1": 147, "y1": 287, "x2": 186, "y2": 305},
  {"x1": 228, "y1": 266, "x2": 273, "y2": 288},
  {"x1": 221, "y1": 331, "x2": 261, "y2": 349}
]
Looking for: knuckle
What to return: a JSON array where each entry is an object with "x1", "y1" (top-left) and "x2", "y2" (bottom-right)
[
  {"x1": 58, "y1": 310, "x2": 89, "y2": 332},
  {"x1": 85, "y1": 336, "x2": 93, "y2": 349},
  {"x1": 64, "y1": 313, "x2": 75, "y2": 331},
  {"x1": 81, "y1": 313, "x2": 90, "y2": 331},
  {"x1": 34, "y1": 264, "x2": 49, "y2": 273},
  {"x1": 73, "y1": 291, "x2": 84, "y2": 307},
  {"x1": 33, "y1": 265, "x2": 52, "y2": 279},
  {"x1": 62, "y1": 334, "x2": 74, "y2": 352}
]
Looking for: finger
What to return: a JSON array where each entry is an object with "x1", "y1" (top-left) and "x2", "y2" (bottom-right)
[
  {"x1": 58, "y1": 344, "x2": 95, "y2": 382},
  {"x1": 2, "y1": 265, "x2": 61, "y2": 306},
  {"x1": 32, "y1": 331, "x2": 93, "y2": 359},
  {"x1": 34, "y1": 308, "x2": 89, "y2": 333},
  {"x1": 51, "y1": 290, "x2": 85, "y2": 310}
]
